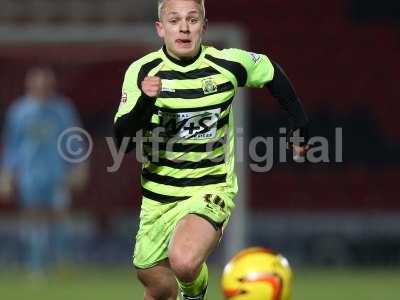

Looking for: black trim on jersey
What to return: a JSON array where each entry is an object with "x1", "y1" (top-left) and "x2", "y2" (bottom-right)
[
  {"x1": 156, "y1": 96, "x2": 234, "y2": 113},
  {"x1": 163, "y1": 45, "x2": 202, "y2": 67},
  {"x1": 142, "y1": 169, "x2": 227, "y2": 187},
  {"x1": 217, "y1": 114, "x2": 230, "y2": 129},
  {"x1": 147, "y1": 154, "x2": 225, "y2": 169},
  {"x1": 114, "y1": 58, "x2": 163, "y2": 153},
  {"x1": 137, "y1": 58, "x2": 164, "y2": 89},
  {"x1": 205, "y1": 54, "x2": 247, "y2": 87},
  {"x1": 159, "y1": 82, "x2": 234, "y2": 99},
  {"x1": 144, "y1": 137, "x2": 225, "y2": 153},
  {"x1": 157, "y1": 67, "x2": 220, "y2": 80},
  {"x1": 142, "y1": 187, "x2": 190, "y2": 203},
  {"x1": 266, "y1": 61, "x2": 309, "y2": 129}
]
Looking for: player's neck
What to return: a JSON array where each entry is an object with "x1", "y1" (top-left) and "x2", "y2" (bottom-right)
[
  {"x1": 27, "y1": 91, "x2": 53, "y2": 103},
  {"x1": 163, "y1": 45, "x2": 202, "y2": 67}
]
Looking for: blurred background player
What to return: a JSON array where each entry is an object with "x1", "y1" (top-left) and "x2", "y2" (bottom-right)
[{"x1": 0, "y1": 66, "x2": 88, "y2": 277}]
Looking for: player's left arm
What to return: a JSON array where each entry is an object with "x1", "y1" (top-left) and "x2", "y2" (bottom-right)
[
  {"x1": 226, "y1": 49, "x2": 310, "y2": 157},
  {"x1": 0, "y1": 104, "x2": 20, "y2": 199},
  {"x1": 265, "y1": 60, "x2": 310, "y2": 157}
]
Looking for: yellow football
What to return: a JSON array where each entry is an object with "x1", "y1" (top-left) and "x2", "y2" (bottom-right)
[{"x1": 221, "y1": 247, "x2": 293, "y2": 300}]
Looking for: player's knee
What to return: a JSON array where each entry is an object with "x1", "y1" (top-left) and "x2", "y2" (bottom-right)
[
  {"x1": 169, "y1": 249, "x2": 202, "y2": 282},
  {"x1": 137, "y1": 271, "x2": 177, "y2": 300},
  {"x1": 143, "y1": 287, "x2": 177, "y2": 300}
]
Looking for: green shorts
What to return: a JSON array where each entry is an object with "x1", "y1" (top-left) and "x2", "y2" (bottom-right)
[{"x1": 133, "y1": 191, "x2": 235, "y2": 269}]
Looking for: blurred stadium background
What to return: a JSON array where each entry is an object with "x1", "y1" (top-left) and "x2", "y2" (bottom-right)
[{"x1": 0, "y1": 0, "x2": 399, "y2": 299}]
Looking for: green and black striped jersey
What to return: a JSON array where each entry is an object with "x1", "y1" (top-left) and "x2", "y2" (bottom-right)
[{"x1": 115, "y1": 45, "x2": 275, "y2": 202}]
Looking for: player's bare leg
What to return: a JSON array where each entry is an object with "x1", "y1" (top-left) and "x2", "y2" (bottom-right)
[
  {"x1": 137, "y1": 259, "x2": 178, "y2": 300},
  {"x1": 168, "y1": 214, "x2": 221, "y2": 299}
]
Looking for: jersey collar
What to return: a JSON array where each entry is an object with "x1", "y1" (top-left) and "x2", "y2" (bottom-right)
[{"x1": 162, "y1": 45, "x2": 203, "y2": 68}]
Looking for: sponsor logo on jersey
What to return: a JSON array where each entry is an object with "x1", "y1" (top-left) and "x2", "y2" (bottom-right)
[
  {"x1": 161, "y1": 81, "x2": 175, "y2": 93},
  {"x1": 249, "y1": 52, "x2": 261, "y2": 63},
  {"x1": 121, "y1": 92, "x2": 127, "y2": 103},
  {"x1": 202, "y1": 78, "x2": 218, "y2": 95},
  {"x1": 159, "y1": 108, "x2": 221, "y2": 140},
  {"x1": 161, "y1": 86, "x2": 176, "y2": 93}
]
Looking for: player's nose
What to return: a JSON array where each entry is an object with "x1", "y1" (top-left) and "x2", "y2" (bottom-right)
[{"x1": 179, "y1": 20, "x2": 190, "y2": 33}]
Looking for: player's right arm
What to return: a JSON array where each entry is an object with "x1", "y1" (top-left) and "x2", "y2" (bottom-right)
[{"x1": 113, "y1": 59, "x2": 162, "y2": 153}]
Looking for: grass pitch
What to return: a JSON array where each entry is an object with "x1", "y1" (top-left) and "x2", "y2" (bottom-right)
[{"x1": 0, "y1": 266, "x2": 399, "y2": 299}]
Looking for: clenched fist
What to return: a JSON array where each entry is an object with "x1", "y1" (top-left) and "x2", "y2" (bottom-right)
[
  {"x1": 141, "y1": 76, "x2": 162, "y2": 98},
  {"x1": 293, "y1": 144, "x2": 311, "y2": 162}
]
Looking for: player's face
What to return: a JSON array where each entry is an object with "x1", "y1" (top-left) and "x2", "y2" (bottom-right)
[
  {"x1": 25, "y1": 69, "x2": 56, "y2": 101},
  {"x1": 156, "y1": 0, "x2": 206, "y2": 60}
]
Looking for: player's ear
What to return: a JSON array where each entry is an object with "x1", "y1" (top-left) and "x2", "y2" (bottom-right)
[
  {"x1": 155, "y1": 21, "x2": 165, "y2": 38},
  {"x1": 202, "y1": 18, "x2": 208, "y2": 33}
]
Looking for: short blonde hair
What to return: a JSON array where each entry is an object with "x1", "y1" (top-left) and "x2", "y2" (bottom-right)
[{"x1": 158, "y1": 0, "x2": 206, "y2": 20}]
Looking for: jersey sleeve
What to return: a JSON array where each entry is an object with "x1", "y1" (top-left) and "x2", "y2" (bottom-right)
[
  {"x1": 223, "y1": 48, "x2": 275, "y2": 88},
  {"x1": 114, "y1": 63, "x2": 142, "y2": 122},
  {"x1": 113, "y1": 56, "x2": 163, "y2": 152},
  {"x1": 59, "y1": 98, "x2": 81, "y2": 128}
]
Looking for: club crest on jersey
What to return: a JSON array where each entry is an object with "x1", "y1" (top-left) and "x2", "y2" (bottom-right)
[{"x1": 202, "y1": 78, "x2": 218, "y2": 95}]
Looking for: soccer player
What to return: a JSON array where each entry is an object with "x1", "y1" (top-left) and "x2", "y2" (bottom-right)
[
  {"x1": 0, "y1": 67, "x2": 88, "y2": 275},
  {"x1": 113, "y1": 0, "x2": 309, "y2": 299}
]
